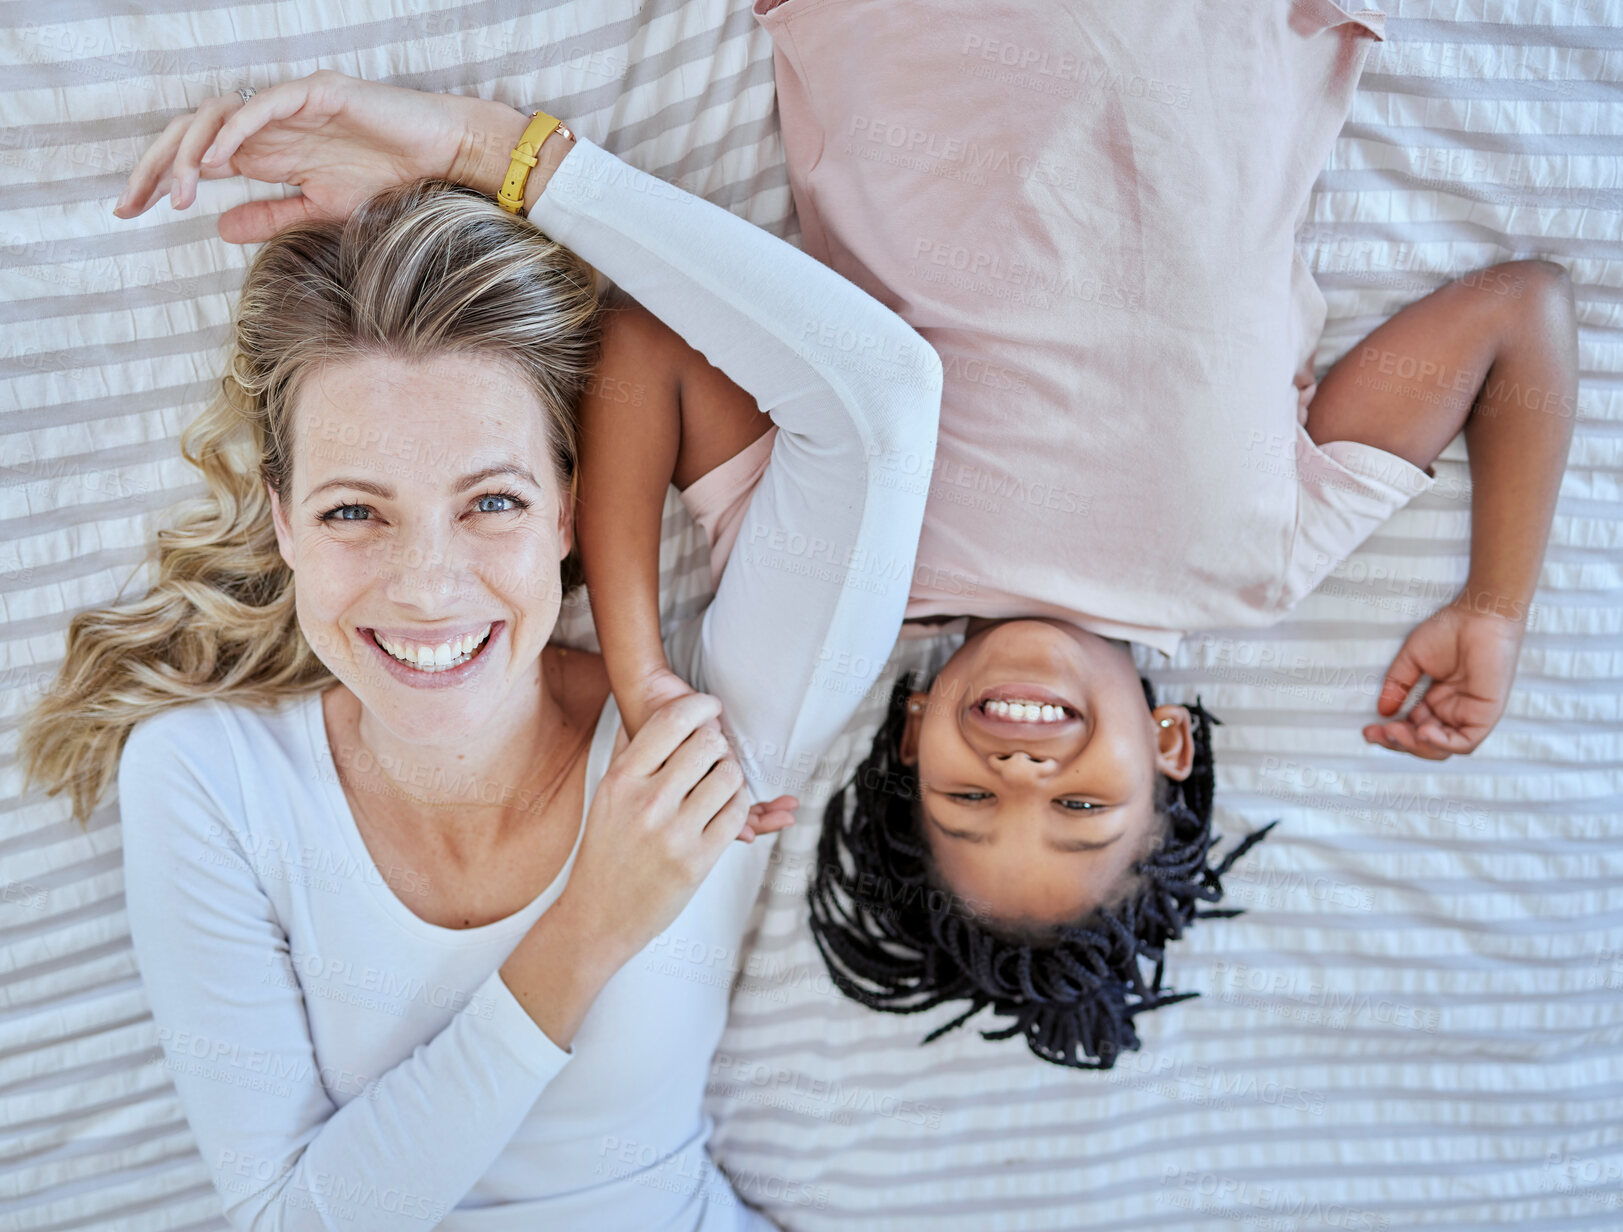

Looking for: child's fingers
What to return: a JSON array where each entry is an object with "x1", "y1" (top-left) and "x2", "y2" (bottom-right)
[
  {"x1": 1406, "y1": 697, "x2": 1460, "y2": 755},
  {"x1": 736, "y1": 796, "x2": 797, "y2": 842},
  {"x1": 1361, "y1": 723, "x2": 1391, "y2": 748},
  {"x1": 1376, "y1": 719, "x2": 1453, "y2": 761},
  {"x1": 1376, "y1": 639, "x2": 1426, "y2": 717},
  {"x1": 747, "y1": 808, "x2": 796, "y2": 836},
  {"x1": 1416, "y1": 718, "x2": 1477, "y2": 755}
]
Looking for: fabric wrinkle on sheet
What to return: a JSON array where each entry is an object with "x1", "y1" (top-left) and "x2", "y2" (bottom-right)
[{"x1": 755, "y1": 0, "x2": 1432, "y2": 654}]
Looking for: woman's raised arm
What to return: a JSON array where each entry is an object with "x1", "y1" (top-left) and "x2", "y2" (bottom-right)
[
  {"x1": 517, "y1": 134, "x2": 943, "y2": 801},
  {"x1": 121, "y1": 77, "x2": 941, "y2": 800}
]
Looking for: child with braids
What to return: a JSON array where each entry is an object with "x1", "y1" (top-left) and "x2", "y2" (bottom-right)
[{"x1": 588, "y1": 0, "x2": 1580, "y2": 1069}]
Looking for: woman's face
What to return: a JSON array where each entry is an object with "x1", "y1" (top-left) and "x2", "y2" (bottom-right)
[
  {"x1": 269, "y1": 351, "x2": 572, "y2": 745},
  {"x1": 899, "y1": 619, "x2": 1194, "y2": 927}
]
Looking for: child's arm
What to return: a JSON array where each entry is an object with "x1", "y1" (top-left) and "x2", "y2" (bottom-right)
[
  {"x1": 574, "y1": 291, "x2": 685, "y2": 737},
  {"x1": 1302, "y1": 259, "x2": 1579, "y2": 759},
  {"x1": 575, "y1": 291, "x2": 792, "y2": 837},
  {"x1": 576, "y1": 290, "x2": 777, "y2": 734}
]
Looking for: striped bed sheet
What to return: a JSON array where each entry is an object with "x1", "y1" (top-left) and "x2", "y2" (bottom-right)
[{"x1": 0, "y1": 3, "x2": 1617, "y2": 1232}]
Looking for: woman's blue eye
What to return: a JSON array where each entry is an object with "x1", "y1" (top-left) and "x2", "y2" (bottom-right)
[
  {"x1": 322, "y1": 505, "x2": 370, "y2": 522},
  {"x1": 475, "y1": 492, "x2": 526, "y2": 514}
]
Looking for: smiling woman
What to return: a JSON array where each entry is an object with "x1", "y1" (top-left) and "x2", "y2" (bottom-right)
[
  {"x1": 17, "y1": 72, "x2": 940, "y2": 1230},
  {"x1": 24, "y1": 180, "x2": 598, "y2": 824},
  {"x1": 272, "y1": 351, "x2": 575, "y2": 714}
]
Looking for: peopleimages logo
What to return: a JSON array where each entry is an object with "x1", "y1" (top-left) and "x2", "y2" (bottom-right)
[
  {"x1": 912, "y1": 237, "x2": 1143, "y2": 313},
  {"x1": 845, "y1": 116, "x2": 1087, "y2": 191},
  {"x1": 958, "y1": 34, "x2": 1192, "y2": 109}
]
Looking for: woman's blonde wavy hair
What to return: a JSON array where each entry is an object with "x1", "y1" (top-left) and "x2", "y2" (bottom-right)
[{"x1": 21, "y1": 179, "x2": 603, "y2": 826}]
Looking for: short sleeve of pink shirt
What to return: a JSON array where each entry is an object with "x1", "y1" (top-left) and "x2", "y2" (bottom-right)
[{"x1": 752, "y1": 0, "x2": 1433, "y2": 655}]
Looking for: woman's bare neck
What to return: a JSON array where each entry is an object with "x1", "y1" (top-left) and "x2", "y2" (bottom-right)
[{"x1": 320, "y1": 646, "x2": 607, "y2": 848}]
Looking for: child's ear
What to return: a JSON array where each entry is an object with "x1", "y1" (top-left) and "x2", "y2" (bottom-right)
[
  {"x1": 898, "y1": 691, "x2": 929, "y2": 766},
  {"x1": 267, "y1": 481, "x2": 295, "y2": 572},
  {"x1": 1151, "y1": 704, "x2": 1195, "y2": 782}
]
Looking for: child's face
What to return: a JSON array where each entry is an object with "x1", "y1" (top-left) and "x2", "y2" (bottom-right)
[
  {"x1": 899, "y1": 620, "x2": 1194, "y2": 926},
  {"x1": 269, "y1": 351, "x2": 573, "y2": 745}
]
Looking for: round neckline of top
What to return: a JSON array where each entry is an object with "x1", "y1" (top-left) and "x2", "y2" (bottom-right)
[{"x1": 300, "y1": 688, "x2": 619, "y2": 945}]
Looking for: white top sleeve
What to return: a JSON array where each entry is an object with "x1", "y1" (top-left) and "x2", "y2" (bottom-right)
[
  {"x1": 118, "y1": 707, "x2": 572, "y2": 1232},
  {"x1": 529, "y1": 138, "x2": 942, "y2": 799}
]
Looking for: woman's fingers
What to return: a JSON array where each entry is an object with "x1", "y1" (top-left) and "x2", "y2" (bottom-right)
[
  {"x1": 216, "y1": 193, "x2": 321, "y2": 246},
  {"x1": 662, "y1": 727, "x2": 735, "y2": 810},
  {"x1": 115, "y1": 95, "x2": 244, "y2": 217},
  {"x1": 114, "y1": 113, "x2": 190, "y2": 216},
  {"x1": 699, "y1": 787, "x2": 752, "y2": 857},
  {"x1": 679, "y1": 754, "x2": 744, "y2": 829},
  {"x1": 170, "y1": 95, "x2": 240, "y2": 210},
  {"x1": 202, "y1": 77, "x2": 316, "y2": 170},
  {"x1": 620, "y1": 692, "x2": 724, "y2": 779},
  {"x1": 113, "y1": 78, "x2": 324, "y2": 219}
]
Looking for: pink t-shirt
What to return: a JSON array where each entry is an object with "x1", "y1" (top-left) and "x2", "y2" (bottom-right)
[{"x1": 754, "y1": 0, "x2": 1432, "y2": 654}]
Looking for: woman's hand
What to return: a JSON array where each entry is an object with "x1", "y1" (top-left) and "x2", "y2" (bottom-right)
[
  {"x1": 500, "y1": 691, "x2": 792, "y2": 1048},
  {"x1": 561, "y1": 692, "x2": 756, "y2": 961},
  {"x1": 111, "y1": 69, "x2": 530, "y2": 244},
  {"x1": 501, "y1": 692, "x2": 758, "y2": 1047},
  {"x1": 1364, "y1": 595, "x2": 1526, "y2": 759},
  {"x1": 620, "y1": 666, "x2": 796, "y2": 842}
]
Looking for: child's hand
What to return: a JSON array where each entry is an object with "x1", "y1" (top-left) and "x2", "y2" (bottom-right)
[
  {"x1": 743, "y1": 796, "x2": 799, "y2": 844},
  {"x1": 1364, "y1": 597, "x2": 1526, "y2": 759},
  {"x1": 632, "y1": 668, "x2": 797, "y2": 842},
  {"x1": 624, "y1": 666, "x2": 705, "y2": 737}
]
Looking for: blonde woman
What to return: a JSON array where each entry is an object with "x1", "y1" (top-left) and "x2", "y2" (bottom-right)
[{"x1": 23, "y1": 72, "x2": 940, "y2": 1229}]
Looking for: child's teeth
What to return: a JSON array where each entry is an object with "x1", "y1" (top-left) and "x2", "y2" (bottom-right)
[{"x1": 984, "y1": 698, "x2": 1069, "y2": 723}]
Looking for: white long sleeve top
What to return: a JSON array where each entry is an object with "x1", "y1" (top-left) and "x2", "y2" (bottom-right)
[{"x1": 117, "y1": 135, "x2": 941, "y2": 1232}]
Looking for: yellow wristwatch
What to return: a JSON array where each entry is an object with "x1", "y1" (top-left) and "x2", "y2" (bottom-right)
[{"x1": 497, "y1": 110, "x2": 574, "y2": 213}]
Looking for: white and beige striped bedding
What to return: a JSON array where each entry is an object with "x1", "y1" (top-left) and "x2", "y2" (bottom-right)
[{"x1": 2, "y1": 2, "x2": 1619, "y2": 1230}]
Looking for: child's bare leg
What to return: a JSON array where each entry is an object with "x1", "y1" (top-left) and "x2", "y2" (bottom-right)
[
  {"x1": 575, "y1": 291, "x2": 774, "y2": 737},
  {"x1": 1303, "y1": 259, "x2": 1579, "y2": 756}
]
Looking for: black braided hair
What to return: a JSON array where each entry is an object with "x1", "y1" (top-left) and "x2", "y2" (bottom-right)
[{"x1": 807, "y1": 672, "x2": 1275, "y2": 1070}]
